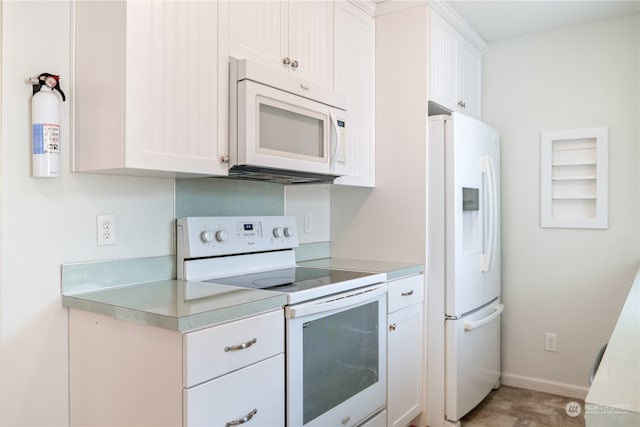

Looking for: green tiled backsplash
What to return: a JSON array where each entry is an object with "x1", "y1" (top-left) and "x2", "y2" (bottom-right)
[
  {"x1": 62, "y1": 178, "x2": 330, "y2": 294},
  {"x1": 176, "y1": 177, "x2": 330, "y2": 261},
  {"x1": 176, "y1": 178, "x2": 285, "y2": 218},
  {"x1": 62, "y1": 256, "x2": 175, "y2": 294}
]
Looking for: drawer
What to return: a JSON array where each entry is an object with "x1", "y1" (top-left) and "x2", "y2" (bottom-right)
[
  {"x1": 183, "y1": 309, "x2": 284, "y2": 387},
  {"x1": 184, "y1": 354, "x2": 285, "y2": 427},
  {"x1": 387, "y1": 274, "x2": 424, "y2": 313},
  {"x1": 359, "y1": 410, "x2": 387, "y2": 427}
]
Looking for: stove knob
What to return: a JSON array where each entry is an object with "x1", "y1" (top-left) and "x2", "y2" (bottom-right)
[
  {"x1": 284, "y1": 226, "x2": 295, "y2": 238},
  {"x1": 200, "y1": 230, "x2": 215, "y2": 243},
  {"x1": 273, "y1": 227, "x2": 284, "y2": 238},
  {"x1": 215, "y1": 230, "x2": 229, "y2": 242}
]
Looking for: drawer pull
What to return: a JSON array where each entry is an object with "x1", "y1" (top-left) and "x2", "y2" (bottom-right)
[
  {"x1": 226, "y1": 408, "x2": 257, "y2": 426},
  {"x1": 401, "y1": 290, "x2": 414, "y2": 296},
  {"x1": 225, "y1": 338, "x2": 257, "y2": 352}
]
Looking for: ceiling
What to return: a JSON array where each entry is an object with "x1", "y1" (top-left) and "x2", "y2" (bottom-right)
[{"x1": 442, "y1": 1, "x2": 640, "y2": 41}]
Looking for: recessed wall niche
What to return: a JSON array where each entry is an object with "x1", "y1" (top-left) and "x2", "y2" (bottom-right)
[{"x1": 540, "y1": 127, "x2": 608, "y2": 229}]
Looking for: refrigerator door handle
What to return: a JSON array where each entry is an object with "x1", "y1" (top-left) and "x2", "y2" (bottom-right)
[
  {"x1": 489, "y1": 157, "x2": 498, "y2": 270},
  {"x1": 481, "y1": 157, "x2": 498, "y2": 272},
  {"x1": 464, "y1": 304, "x2": 504, "y2": 331}
]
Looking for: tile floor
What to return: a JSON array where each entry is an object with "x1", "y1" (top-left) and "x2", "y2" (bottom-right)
[{"x1": 461, "y1": 385, "x2": 585, "y2": 427}]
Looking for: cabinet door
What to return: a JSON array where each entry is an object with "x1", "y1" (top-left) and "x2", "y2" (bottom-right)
[
  {"x1": 226, "y1": 1, "x2": 333, "y2": 89},
  {"x1": 125, "y1": 1, "x2": 227, "y2": 175},
  {"x1": 429, "y1": 11, "x2": 458, "y2": 112},
  {"x1": 74, "y1": 1, "x2": 227, "y2": 176},
  {"x1": 288, "y1": 0, "x2": 334, "y2": 88},
  {"x1": 184, "y1": 354, "x2": 285, "y2": 427},
  {"x1": 458, "y1": 38, "x2": 482, "y2": 119},
  {"x1": 333, "y1": 1, "x2": 375, "y2": 187},
  {"x1": 227, "y1": 1, "x2": 287, "y2": 73},
  {"x1": 388, "y1": 303, "x2": 423, "y2": 427}
]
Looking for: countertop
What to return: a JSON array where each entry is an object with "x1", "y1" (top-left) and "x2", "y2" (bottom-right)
[
  {"x1": 299, "y1": 257, "x2": 424, "y2": 280},
  {"x1": 62, "y1": 280, "x2": 287, "y2": 333},
  {"x1": 62, "y1": 256, "x2": 424, "y2": 333},
  {"x1": 585, "y1": 266, "x2": 640, "y2": 426}
]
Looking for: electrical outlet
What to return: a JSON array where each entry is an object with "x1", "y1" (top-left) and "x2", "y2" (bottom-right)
[
  {"x1": 544, "y1": 332, "x2": 557, "y2": 352},
  {"x1": 97, "y1": 214, "x2": 116, "y2": 246}
]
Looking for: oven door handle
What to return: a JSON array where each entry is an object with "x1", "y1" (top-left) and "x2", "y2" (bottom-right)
[{"x1": 285, "y1": 284, "x2": 386, "y2": 318}]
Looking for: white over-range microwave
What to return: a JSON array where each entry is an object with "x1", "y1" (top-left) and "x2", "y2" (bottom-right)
[{"x1": 228, "y1": 57, "x2": 348, "y2": 184}]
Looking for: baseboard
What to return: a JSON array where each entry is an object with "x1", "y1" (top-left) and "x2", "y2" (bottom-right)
[{"x1": 501, "y1": 373, "x2": 589, "y2": 400}]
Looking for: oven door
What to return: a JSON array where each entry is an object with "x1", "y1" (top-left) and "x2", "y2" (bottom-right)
[
  {"x1": 285, "y1": 284, "x2": 387, "y2": 427},
  {"x1": 235, "y1": 80, "x2": 346, "y2": 175}
]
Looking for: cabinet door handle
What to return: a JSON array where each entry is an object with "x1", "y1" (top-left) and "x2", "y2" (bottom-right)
[
  {"x1": 283, "y1": 57, "x2": 291, "y2": 66},
  {"x1": 389, "y1": 323, "x2": 397, "y2": 331},
  {"x1": 291, "y1": 60, "x2": 299, "y2": 69},
  {"x1": 401, "y1": 290, "x2": 414, "y2": 297},
  {"x1": 225, "y1": 338, "x2": 257, "y2": 352},
  {"x1": 226, "y1": 408, "x2": 258, "y2": 427},
  {"x1": 458, "y1": 100, "x2": 466, "y2": 108}
]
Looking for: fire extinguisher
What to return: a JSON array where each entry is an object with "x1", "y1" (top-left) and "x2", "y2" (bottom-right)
[{"x1": 29, "y1": 73, "x2": 66, "y2": 178}]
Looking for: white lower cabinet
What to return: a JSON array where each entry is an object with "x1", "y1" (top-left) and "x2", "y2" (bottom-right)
[
  {"x1": 183, "y1": 310, "x2": 285, "y2": 427},
  {"x1": 68, "y1": 308, "x2": 284, "y2": 427},
  {"x1": 387, "y1": 274, "x2": 425, "y2": 427},
  {"x1": 184, "y1": 354, "x2": 284, "y2": 427}
]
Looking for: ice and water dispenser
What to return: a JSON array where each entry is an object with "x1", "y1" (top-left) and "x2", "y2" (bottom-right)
[{"x1": 462, "y1": 187, "x2": 480, "y2": 252}]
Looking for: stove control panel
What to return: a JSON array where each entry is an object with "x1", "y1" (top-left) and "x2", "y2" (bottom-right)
[{"x1": 177, "y1": 216, "x2": 299, "y2": 260}]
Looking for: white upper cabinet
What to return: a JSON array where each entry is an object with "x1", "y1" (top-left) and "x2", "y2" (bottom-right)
[
  {"x1": 457, "y1": 37, "x2": 482, "y2": 118},
  {"x1": 429, "y1": 9, "x2": 483, "y2": 119},
  {"x1": 226, "y1": 0, "x2": 334, "y2": 90},
  {"x1": 73, "y1": 1, "x2": 228, "y2": 177},
  {"x1": 429, "y1": 13, "x2": 458, "y2": 112},
  {"x1": 333, "y1": 0, "x2": 375, "y2": 187}
]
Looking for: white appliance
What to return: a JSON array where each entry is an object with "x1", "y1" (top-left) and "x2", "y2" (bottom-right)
[
  {"x1": 228, "y1": 57, "x2": 348, "y2": 184},
  {"x1": 427, "y1": 113, "x2": 502, "y2": 426},
  {"x1": 176, "y1": 216, "x2": 387, "y2": 427}
]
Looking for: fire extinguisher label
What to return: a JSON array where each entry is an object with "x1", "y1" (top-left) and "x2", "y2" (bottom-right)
[{"x1": 32, "y1": 123, "x2": 60, "y2": 154}]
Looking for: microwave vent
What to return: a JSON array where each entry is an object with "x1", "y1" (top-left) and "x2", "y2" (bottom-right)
[{"x1": 227, "y1": 165, "x2": 338, "y2": 185}]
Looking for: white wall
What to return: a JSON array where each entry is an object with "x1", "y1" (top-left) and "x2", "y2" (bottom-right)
[
  {"x1": 331, "y1": 4, "x2": 428, "y2": 264},
  {"x1": 285, "y1": 185, "x2": 331, "y2": 244},
  {"x1": 0, "y1": 2, "x2": 175, "y2": 425},
  {"x1": 483, "y1": 14, "x2": 640, "y2": 397}
]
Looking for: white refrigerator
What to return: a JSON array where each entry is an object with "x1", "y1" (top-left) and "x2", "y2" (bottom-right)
[{"x1": 427, "y1": 113, "x2": 502, "y2": 427}]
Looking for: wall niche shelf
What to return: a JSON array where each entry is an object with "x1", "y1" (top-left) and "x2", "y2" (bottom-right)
[{"x1": 541, "y1": 127, "x2": 608, "y2": 229}]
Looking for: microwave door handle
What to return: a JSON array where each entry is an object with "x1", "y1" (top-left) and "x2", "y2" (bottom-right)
[{"x1": 329, "y1": 109, "x2": 339, "y2": 170}]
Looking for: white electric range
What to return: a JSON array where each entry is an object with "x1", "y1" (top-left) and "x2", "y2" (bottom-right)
[{"x1": 176, "y1": 216, "x2": 388, "y2": 427}]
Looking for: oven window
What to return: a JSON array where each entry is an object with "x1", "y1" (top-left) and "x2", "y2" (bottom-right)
[
  {"x1": 302, "y1": 301, "x2": 379, "y2": 424},
  {"x1": 259, "y1": 103, "x2": 325, "y2": 159}
]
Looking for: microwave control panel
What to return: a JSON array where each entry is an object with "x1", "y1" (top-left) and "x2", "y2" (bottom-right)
[{"x1": 337, "y1": 119, "x2": 346, "y2": 164}]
